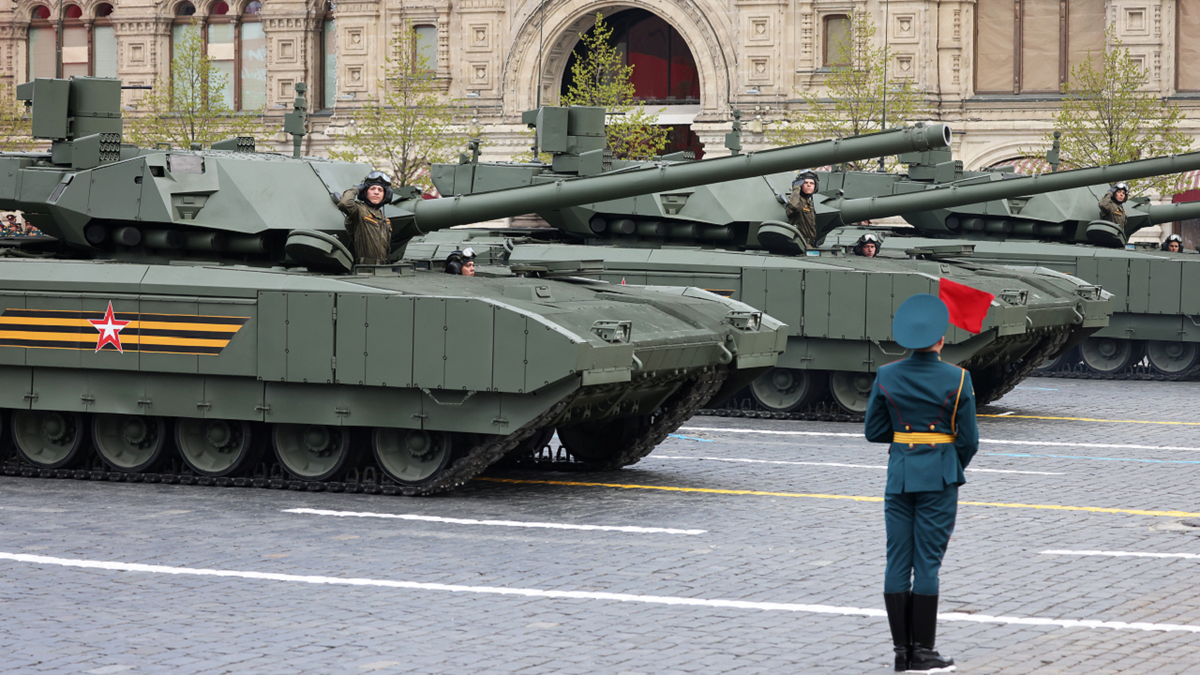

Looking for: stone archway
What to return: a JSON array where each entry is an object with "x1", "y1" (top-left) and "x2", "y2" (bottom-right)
[{"x1": 501, "y1": 0, "x2": 731, "y2": 117}]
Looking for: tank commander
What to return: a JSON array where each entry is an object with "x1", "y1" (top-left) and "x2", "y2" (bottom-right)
[
  {"x1": 865, "y1": 294, "x2": 979, "y2": 673},
  {"x1": 1099, "y1": 182, "x2": 1129, "y2": 229},
  {"x1": 1162, "y1": 233, "x2": 1183, "y2": 253},
  {"x1": 854, "y1": 232, "x2": 880, "y2": 258},
  {"x1": 784, "y1": 170, "x2": 819, "y2": 248},
  {"x1": 444, "y1": 248, "x2": 476, "y2": 276},
  {"x1": 337, "y1": 171, "x2": 394, "y2": 265}
]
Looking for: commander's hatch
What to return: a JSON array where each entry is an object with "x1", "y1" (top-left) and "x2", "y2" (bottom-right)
[{"x1": 905, "y1": 244, "x2": 976, "y2": 260}]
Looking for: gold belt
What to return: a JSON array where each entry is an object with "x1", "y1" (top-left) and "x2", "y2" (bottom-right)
[{"x1": 893, "y1": 432, "x2": 957, "y2": 445}]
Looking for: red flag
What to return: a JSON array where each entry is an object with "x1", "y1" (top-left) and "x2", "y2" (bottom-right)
[{"x1": 938, "y1": 278, "x2": 995, "y2": 334}]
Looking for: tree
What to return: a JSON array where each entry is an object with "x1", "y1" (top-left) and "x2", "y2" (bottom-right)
[
  {"x1": 330, "y1": 28, "x2": 466, "y2": 191},
  {"x1": 0, "y1": 83, "x2": 33, "y2": 152},
  {"x1": 768, "y1": 10, "x2": 921, "y2": 170},
  {"x1": 561, "y1": 13, "x2": 670, "y2": 160},
  {"x1": 1040, "y1": 26, "x2": 1191, "y2": 196},
  {"x1": 126, "y1": 23, "x2": 263, "y2": 149}
]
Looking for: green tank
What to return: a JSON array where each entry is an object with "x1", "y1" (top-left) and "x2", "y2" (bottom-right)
[
  {"x1": 809, "y1": 146, "x2": 1200, "y2": 379},
  {"x1": 0, "y1": 77, "x2": 803, "y2": 496},
  {"x1": 403, "y1": 107, "x2": 1153, "y2": 415}
]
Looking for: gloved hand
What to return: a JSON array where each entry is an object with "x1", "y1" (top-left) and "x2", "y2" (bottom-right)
[{"x1": 776, "y1": 193, "x2": 788, "y2": 204}]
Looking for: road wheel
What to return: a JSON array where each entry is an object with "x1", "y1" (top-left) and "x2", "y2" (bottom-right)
[
  {"x1": 12, "y1": 410, "x2": 85, "y2": 469},
  {"x1": 93, "y1": 414, "x2": 167, "y2": 472},
  {"x1": 829, "y1": 371, "x2": 875, "y2": 414},
  {"x1": 1145, "y1": 340, "x2": 1200, "y2": 376},
  {"x1": 1080, "y1": 338, "x2": 1144, "y2": 374},
  {"x1": 273, "y1": 423, "x2": 353, "y2": 481},
  {"x1": 372, "y1": 428, "x2": 452, "y2": 486},
  {"x1": 176, "y1": 418, "x2": 258, "y2": 477},
  {"x1": 749, "y1": 368, "x2": 827, "y2": 413}
]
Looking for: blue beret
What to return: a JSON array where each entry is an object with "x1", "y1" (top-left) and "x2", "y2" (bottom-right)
[{"x1": 893, "y1": 294, "x2": 949, "y2": 350}]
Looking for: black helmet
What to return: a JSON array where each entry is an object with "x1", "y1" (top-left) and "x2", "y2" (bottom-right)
[
  {"x1": 358, "y1": 170, "x2": 394, "y2": 205},
  {"x1": 1111, "y1": 182, "x2": 1129, "y2": 203},
  {"x1": 1162, "y1": 233, "x2": 1184, "y2": 251},
  {"x1": 853, "y1": 232, "x2": 881, "y2": 256},
  {"x1": 444, "y1": 247, "x2": 476, "y2": 275},
  {"x1": 793, "y1": 170, "x2": 819, "y2": 191}
]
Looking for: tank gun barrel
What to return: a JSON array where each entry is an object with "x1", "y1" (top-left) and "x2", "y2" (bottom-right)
[
  {"x1": 1146, "y1": 200, "x2": 1200, "y2": 226},
  {"x1": 401, "y1": 124, "x2": 952, "y2": 233},
  {"x1": 836, "y1": 152, "x2": 1200, "y2": 225}
]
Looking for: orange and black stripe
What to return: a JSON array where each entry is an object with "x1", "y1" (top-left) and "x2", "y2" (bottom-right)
[{"x1": 0, "y1": 308, "x2": 249, "y2": 356}]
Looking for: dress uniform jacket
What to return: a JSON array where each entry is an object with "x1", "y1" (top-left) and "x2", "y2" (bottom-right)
[{"x1": 865, "y1": 351, "x2": 979, "y2": 493}]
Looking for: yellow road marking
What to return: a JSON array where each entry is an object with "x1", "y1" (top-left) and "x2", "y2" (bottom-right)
[
  {"x1": 980, "y1": 414, "x2": 1200, "y2": 426},
  {"x1": 475, "y1": 478, "x2": 1200, "y2": 518}
]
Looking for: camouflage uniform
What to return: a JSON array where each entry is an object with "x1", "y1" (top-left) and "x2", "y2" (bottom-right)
[
  {"x1": 785, "y1": 186, "x2": 817, "y2": 247},
  {"x1": 337, "y1": 188, "x2": 392, "y2": 265},
  {"x1": 1098, "y1": 191, "x2": 1127, "y2": 229}
]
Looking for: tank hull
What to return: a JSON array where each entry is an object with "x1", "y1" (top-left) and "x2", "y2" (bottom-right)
[
  {"x1": 0, "y1": 258, "x2": 785, "y2": 493},
  {"x1": 406, "y1": 231, "x2": 1112, "y2": 415}
]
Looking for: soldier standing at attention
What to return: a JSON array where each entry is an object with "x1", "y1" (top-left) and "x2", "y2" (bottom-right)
[
  {"x1": 1099, "y1": 182, "x2": 1129, "y2": 230},
  {"x1": 784, "y1": 170, "x2": 819, "y2": 247},
  {"x1": 338, "y1": 171, "x2": 394, "y2": 265},
  {"x1": 865, "y1": 294, "x2": 979, "y2": 673}
]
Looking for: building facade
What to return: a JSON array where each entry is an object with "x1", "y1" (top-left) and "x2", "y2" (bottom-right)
[{"x1": 1, "y1": 1, "x2": 1197, "y2": 185}]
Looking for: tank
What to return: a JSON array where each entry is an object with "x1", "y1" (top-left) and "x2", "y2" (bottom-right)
[
  {"x1": 0, "y1": 77, "x2": 803, "y2": 496},
  {"x1": 808, "y1": 146, "x2": 1200, "y2": 380},
  {"x1": 403, "y1": 107, "x2": 1144, "y2": 416}
]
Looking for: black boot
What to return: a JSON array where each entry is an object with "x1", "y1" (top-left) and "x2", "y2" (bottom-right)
[
  {"x1": 883, "y1": 592, "x2": 911, "y2": 671},
  {"x1": 908, "y1": 593, "x2": 955, "y2": 672}
]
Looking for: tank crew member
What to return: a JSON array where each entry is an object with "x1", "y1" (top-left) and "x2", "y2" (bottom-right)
[
  {"x1": 1162, "y1": 233, "x2": 1183, "y2": 253},
  {"x1": 784, "y1": 170, "x2": 819, "y2": 247},
  {"x1": 865, "y1": 294, "x2": 978, "y2": 672},
  {"x1": 337, "y1": 171, "x2": 394, "y2": 265},
  {"x1": 444, "y1": 247, "x2": 476, "y2": 276},
  {"x1": 854, "y1": 232, "x2": 881, "y2": 258},
  {"x1": 1099, "y1": 182, "x2": 1129, "y2": 229}
]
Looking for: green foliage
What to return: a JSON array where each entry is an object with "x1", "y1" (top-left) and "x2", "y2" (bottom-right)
[
  {"x1": 330, "y1": 28, "x2": 466, "y2": 191},
  {"x1": 126, "y1": 23, "x2": 264, "y2": 149},
  {"x1": 0, "y1": 83, "x2": 33, "y2": 152},
  {"x1": 768, "y1": 10, "x2": 921, "y2": 170},
  {"x1": 561, "y1": 13, "x2": 670, "y2": 160},
  {"x1": 1040, "y1": 26, "x2": 1191, "y2": 196}
]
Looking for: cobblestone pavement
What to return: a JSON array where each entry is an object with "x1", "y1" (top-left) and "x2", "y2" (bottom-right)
[{"x1": 1, "y1": 378, "x2": 1199, "y2": 674}]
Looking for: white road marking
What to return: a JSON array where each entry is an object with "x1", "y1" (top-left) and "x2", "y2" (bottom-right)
[
  {"x1": 1042, "y1": 550, "x2": 1200, "y2": 560},
  {"x1": 652, "y1": 455, "x2": 1063, "y2": 475},
  {"x1": 677, "y1": 427, "x2": 1200, "y2": 452},
  {"x1": 3, "y1": 551, "x2": 1197, "y2": 633},
  {"x1": 998, "y1": 412, "x2": 1015, "y2": 417},
  {"x1": 282, "y1": 508, "x2": 705, "y2": 535}
]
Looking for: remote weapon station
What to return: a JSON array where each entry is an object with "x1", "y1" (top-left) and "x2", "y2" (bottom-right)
[
  {"x1": 408, "y1": 108, "x2": 1129, "y2": 415},
  {"x1": 814, "y1": 140, "x2": 1200, "y2": 379},
  {"x1": 0, "y1": 77, "x2": 800, "y2": 495}
]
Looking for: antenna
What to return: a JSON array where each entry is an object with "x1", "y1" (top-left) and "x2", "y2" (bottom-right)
[{"x1": 878, "y1": 0, "x2": 889, "y2": 173}]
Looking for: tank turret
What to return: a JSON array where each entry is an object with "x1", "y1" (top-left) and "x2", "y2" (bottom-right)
[{"x1": 1, "y1": 81, "x2": 951, "y2": 275}]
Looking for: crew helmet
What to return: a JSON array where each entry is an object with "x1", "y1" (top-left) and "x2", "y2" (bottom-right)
[
  {"x1": 1111, "y1": 182, "x2": 1130, "y2": 203},
  {"x1": 1162, "y1": 233, "x2": 1184, "y2": 251},
  {"x1": 444, "y1": 247, "x2": 476, "y2": 275},
  {"x1": 358, "y1": 170, "x2": 394, "y2": 205}
]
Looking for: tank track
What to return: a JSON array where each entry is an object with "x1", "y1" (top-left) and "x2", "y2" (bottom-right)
[
  {"x1": 0, "y1": 395, "x2": 577, "y2": 498},
  {"x1": 1033, "y1": 358, "x2": 1200, "y2": 382},
  {"x1": 512, "y1": 366, "x2": 730, "y2": 470},
  {"x1": 698, "y1": 398, "x2": 864, "y2": 423},
  {"x1": 968, "y1": 330, "x2": 1071, "y2": 406}
]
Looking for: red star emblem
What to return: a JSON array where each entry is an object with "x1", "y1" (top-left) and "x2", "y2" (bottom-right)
[{"x1": 89, "y1": 301, "x2": 130, "y2": 353}]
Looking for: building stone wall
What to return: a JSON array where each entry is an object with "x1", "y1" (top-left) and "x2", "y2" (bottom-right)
[{"x1": 1, "y1": 1, "x2": 1197, "y2": 205}]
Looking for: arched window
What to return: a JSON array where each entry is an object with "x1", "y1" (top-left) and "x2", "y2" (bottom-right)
[
  {"x1": 27, "y1": 5, "x2": 55, "y2": 81},
  {"x1": 94, "y1": 4, "x2": 118, "y2": 78},
  {"x1": 823, "y1": 15, "x2": 851, "y2": 68},
  {"x1": 61, "y1": 4, "x2": 88, "y2": 78},
  {"x1": 171, "y1": 1, "x2": 265, "y2": 110},
  {"x1": 320, "y1": 3, "x2": 337, "y2": 109}
]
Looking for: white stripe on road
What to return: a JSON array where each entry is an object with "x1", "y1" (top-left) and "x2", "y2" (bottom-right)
[
  {"x1": 1042, "y1": 550, "x2": 1200, "y2": 561},
  {"x1": 677, "y1": 427, "x2": 1200, "y2": 453},
  {"x1": 282, "y1": 508, "x2": 706, "y2": 535},
  {"x1": 3, "y1": 552, "x2": 1197, "y2": 633},
  {"x1": 652, "y1": 455, "x2": 1063, "y2": 476}
]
